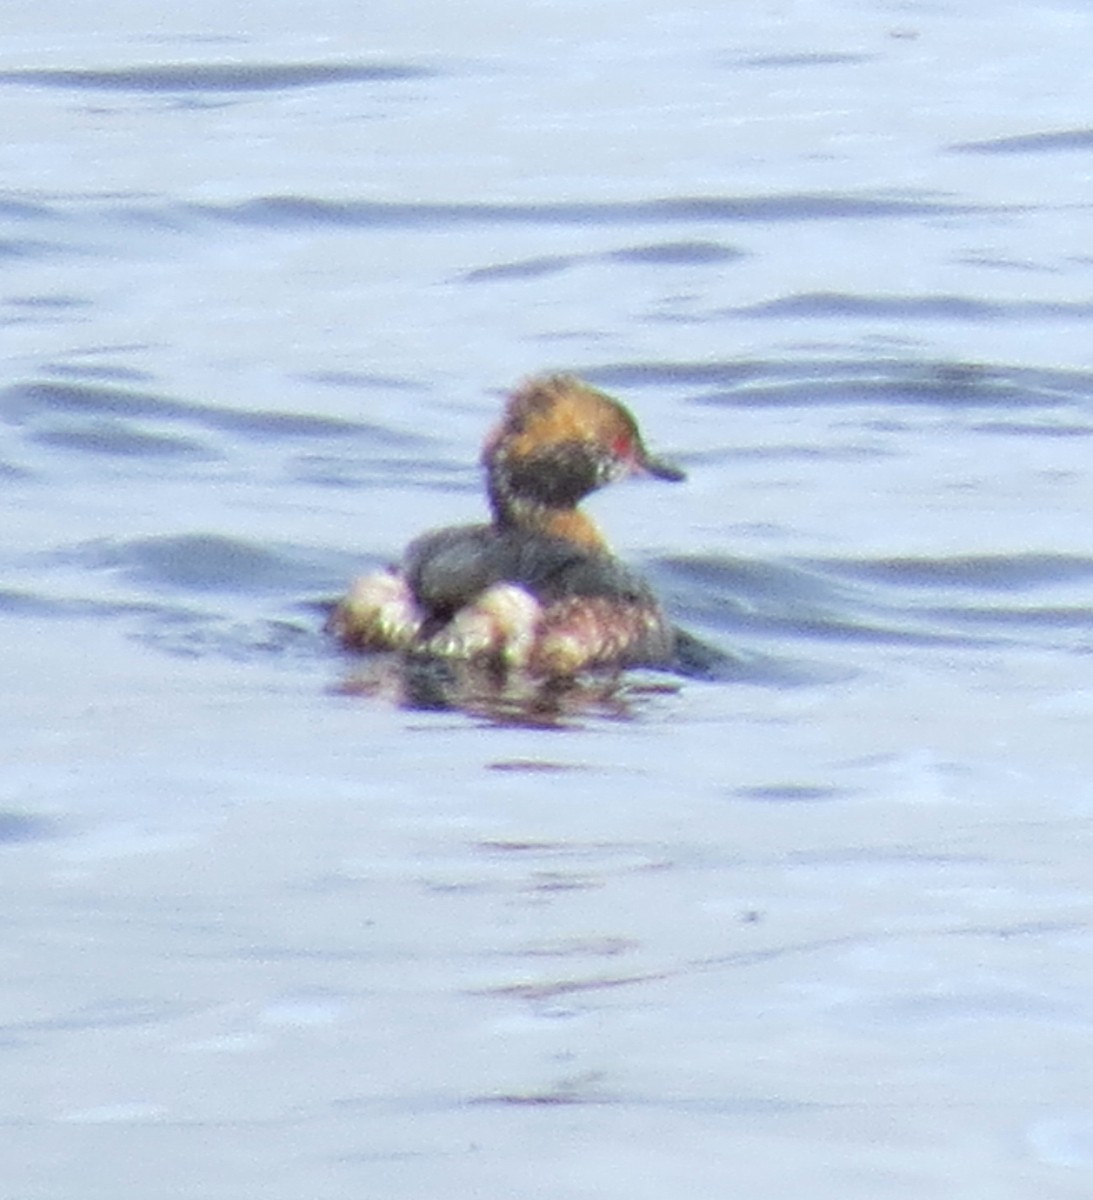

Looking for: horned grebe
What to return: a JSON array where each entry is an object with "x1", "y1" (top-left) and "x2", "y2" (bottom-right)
[{"x1": 329, "y1": 374, "x2": 684, "y2": 677}]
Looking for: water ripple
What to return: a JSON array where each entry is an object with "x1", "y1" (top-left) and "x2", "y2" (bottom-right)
[
  {"x1": 0, "y1": 62, "x2": 436, "y2": 93},
  {"x1": 186, "y1": 191, "x2": 989, "y2": 231},
  {"x1": 736, "y1": 292, "x2": 1093, "y2": 322},
  {"x1": 818, "y1": 554, "x2": 1093, "y2": 592},
  {"x1": 67, "y1": 533, "x2": 349, "y2": 595},
  {"x1": 0, "y1": 811, "x2": 55, "y2": 845},
  {"x1": 664, "y1": 551, "x2": 1093, "y2": 654},
  {"x1": 32, "y1": 420, "x2": 217, "y2": 460},
  {"x1": 952, "y1": 128, "x2": 1093, "y2": 155},
  {"x1": 587, "y1": 359, "x2": 1093, "y2": 413},
  {"x1": 734, "y1": 52, "x2": 875, "y2": 69},
  {"x1": 0, "y1": 197, "x2": 59, "y2": 221},
  {"x1": 2, "y1": 380, "x2": 424, "y2": 445},
  {"x1": 459, "y1": 241, "x2": 744, "y2": 283},
  {"x1": 663, "y1": 556, "x2": 986, "y2": 649}
]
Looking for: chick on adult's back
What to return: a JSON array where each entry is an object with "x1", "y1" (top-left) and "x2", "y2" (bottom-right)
[{"x1": 329, "y1": 374, "x2": 684, "y2": 677}]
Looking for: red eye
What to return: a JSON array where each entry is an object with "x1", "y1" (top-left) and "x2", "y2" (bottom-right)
[{"x1": 612, "y1": 433, "x2": 635, "y2": 461}]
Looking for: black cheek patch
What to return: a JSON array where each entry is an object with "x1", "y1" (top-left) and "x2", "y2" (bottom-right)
[{"x1": 501, "y1": 442, "x2": 602, "y2": 507}]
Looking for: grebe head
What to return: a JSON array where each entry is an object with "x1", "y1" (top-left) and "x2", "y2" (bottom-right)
[{"x1": 483, "y1": 375, "x2": 684, "y2": 525}]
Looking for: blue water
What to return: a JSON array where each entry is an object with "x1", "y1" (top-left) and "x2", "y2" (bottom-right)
[{"x1": 4, "y1": 2, "x2": 1093, "y2": 1196}]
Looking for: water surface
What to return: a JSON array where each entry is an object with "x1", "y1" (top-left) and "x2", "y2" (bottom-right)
[{"x1": 4, "y1": 1, "x2": 1093, "y2": 1196}]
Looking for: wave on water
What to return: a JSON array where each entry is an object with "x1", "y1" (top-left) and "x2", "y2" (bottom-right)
[
  {"x1": 460, "y1": 241, "x2": 746, "y2": 284},
  {"x1": 64, "y1": 533, "x2": 351, "y2": 596},
  {"x1": 2, "y1": 380, "x2": 396, "y2": 440},
  {"x1": 662, "y1": 550, "x2": 1093, "y2": 656},
  {"x1": 184, "y1": 192, "x2": 988, "y2": 231},
  {"x1": 0, "y1": 184, "x2": 1010, "y2": 273},
  {"x1": 5, "y1": 534, "x2": 349, "y2": 662},
  {"x1": 0, "y1": 62, "x2": 436, "y2": 93},
  {"x1": 586, "y1": 358, "x2": 1093, "y2": 413},
  {"x1": 951, "y1": 128, "x2": 1093, "y2": 155},
  {"x1": 733, "y1": 293, "x2": 1093, "y2": 322}
]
